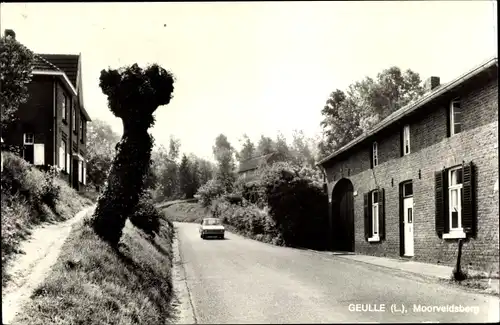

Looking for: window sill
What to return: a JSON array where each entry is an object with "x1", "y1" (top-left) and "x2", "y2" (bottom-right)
[
  {"x1": 368, "y1": 235, "x2": 380, "y2": 242},
  {"x1": 443, "y1": 230, "x2": 466, "y2": 239}
]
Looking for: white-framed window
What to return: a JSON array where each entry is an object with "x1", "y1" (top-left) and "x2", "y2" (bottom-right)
[
  {"x1": 59, "y1": 139, "x2": 67, "y2": 171},
  {"x1": 371, "y1": 190, "x2": 379, "y2": 239},
  {"x1": 72, "y1": 106, "x2": 77, "y2": 134},
  {"x1": 448, "y1": 166, "x2": 463, "y2": 232},
  {"x1": 372, "y1": 142, "x2": 378, "y2": 167},
  {"x1": 403, "y1": 124, "x2": 410, "y2": 155},
  {"x1": 62, "y1": 93, "x2": 67, "y2": 121},
  {"x1": 450, "y1": 99, "x2": 462, "y2": 136},
  {"x1": 83, "y1": 161, "x2": 87, "y2": 185},
  {"x1": 23, "y1": 133, "x2": 34, "y2": 145}
]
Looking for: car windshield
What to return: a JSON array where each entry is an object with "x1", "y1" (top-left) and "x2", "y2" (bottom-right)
[{"x1": 203, "y1": 218, "x2": 222, "y2": 226}]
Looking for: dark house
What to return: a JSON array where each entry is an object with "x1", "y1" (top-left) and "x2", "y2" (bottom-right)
[
  {"x1": 238, "y1": 152, "x2": 283, "y2": 181},
  {"x1": 2, "y1": 32, "x2": 92, "y2": 191},
  {"x1": 318, "y1": 57, "x2": 498, "y2": 273}
]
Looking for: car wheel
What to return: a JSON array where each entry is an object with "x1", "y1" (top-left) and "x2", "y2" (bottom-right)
[{"x1": 200, "y1": 234, "x2": 204, "y2": 239}]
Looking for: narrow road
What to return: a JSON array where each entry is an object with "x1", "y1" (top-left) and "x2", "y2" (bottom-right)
[
  {"x1": 174, "y1": 222, "x2": 499, "y2": 324},
  {"x1": 1, "y1": 205, "x2": 95, "y2": 325}
]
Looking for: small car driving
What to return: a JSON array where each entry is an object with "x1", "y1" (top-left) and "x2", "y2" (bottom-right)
[{"x1": 199, "y1": 217, "x2": 225, "y2": 239}]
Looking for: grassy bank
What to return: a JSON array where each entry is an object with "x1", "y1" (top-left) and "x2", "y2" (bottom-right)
[
  {"x1": 162, "y1": 201, "x2": 208, "y2": 223},
  {"x1": 12, "y1": 209, "x2": 176, "y2": 325},
  {"x1": 1, "y1": 152, "x2": 92, "y2": 287}
]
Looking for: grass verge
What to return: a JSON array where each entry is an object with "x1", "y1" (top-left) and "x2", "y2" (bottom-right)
[
  {"x1": 162, "y1": 201, "x2": 208, "y2": 223},
  {"x1": 12, "y1": 210, "x2": 176, "y2": 325},
  {"x1": 1, "y1": 152, "x2": 92, "y2": 287}
]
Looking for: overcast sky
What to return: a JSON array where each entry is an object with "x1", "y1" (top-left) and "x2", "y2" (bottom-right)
[{"x1": 1, "y1": 1, "x2": 497, "y2": 161}]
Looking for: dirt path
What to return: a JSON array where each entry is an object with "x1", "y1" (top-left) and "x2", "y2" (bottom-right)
[{"x1": 1, "y1": 205, "x2": 95, "y2": 325}]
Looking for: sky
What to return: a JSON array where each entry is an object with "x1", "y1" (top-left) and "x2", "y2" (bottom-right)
[{"x1": 1, "y1": 1, "x2": 497, "y2": 162}]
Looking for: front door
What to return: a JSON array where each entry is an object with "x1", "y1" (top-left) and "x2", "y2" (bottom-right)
[{"x1": 403, "y1": 197, "x2": 414, "y2": 257}]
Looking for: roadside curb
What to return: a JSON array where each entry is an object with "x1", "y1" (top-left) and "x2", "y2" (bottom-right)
[{"x1": 171, "y1": 229, "x2": 197, "y2": 324}]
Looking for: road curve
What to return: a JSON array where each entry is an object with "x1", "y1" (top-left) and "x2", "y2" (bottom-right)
[{"x1": 174, "y1": 222, "x2": 499, "y2": 324}]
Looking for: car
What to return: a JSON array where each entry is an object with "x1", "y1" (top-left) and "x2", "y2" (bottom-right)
[{"x1": 199, "y1": 217, "x2": 225, "y2": 239}]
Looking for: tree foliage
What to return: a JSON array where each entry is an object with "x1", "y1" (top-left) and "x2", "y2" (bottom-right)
[
  {"x1": 318, "y1": 66, "x2": 425, "y2": 158},
  {"x1": 255, "y1": 135, "x2": 276, "y2": 157},
  {"x1": 0, "y1": 30, "x2": 35, "y2": 132},
  {"x1": 86, "y1": 119, "x2": 121, "y2": 192},
  {"x1": 90, "y1": 63, "x2": 175, "y2": 247},
  {"x1": 236, "y1": 134, "x2": 256, "y2": 162},
  {"x1": 212, "y1": 134, "x2": 236, "y2": 192}
]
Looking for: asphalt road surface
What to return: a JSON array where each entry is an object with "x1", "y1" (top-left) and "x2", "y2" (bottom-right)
[{"x1": 175, "y1": 222, "x2": 499, "y2": 324}]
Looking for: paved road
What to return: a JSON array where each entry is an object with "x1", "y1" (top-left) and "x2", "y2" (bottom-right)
[{"x1": 175, "y1": 222, "x2": 499, "y2": 324}]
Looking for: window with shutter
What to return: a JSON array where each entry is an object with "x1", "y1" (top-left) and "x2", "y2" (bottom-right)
[
  {"x1": 462, "y1": 162, "x2": 476, "y2": 236},
  {"x1": 435, "y1": 169, "x2": 446, "y2": 238},
  {"x1": 439, "y1": 163, "x2": 474, "y2": 240},
  {"x1": 379, "y1": 188, "x2": 385, "y2": 240},
  {"x1": 364, "y1": 193, "x2": 371, "y2": 240}
]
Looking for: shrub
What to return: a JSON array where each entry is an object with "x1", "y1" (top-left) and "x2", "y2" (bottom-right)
[
  {"x1": 197, "y1": 178, "x2": 225, "y2": 207},
  {"x1": 129, "y1": 194, "x2": 162, "y2": 237}
]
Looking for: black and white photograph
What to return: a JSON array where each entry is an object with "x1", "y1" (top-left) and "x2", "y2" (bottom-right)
[{"x1": 0, "y1": 1, "x2": 498, "y2": 324}]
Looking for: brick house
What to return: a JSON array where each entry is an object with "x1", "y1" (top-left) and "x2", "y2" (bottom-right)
[
  {"x1": 317, "y1": 57, "x2": 498, "y2": 273},
  {"x1": 2, "y1": 35, "x2": 92, "y2": 191}
]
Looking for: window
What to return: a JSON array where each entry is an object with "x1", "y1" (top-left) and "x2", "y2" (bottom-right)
[
  {"x1": 80, "y1": 117, "x2": 85, "y2": 144},
  {"x1": 59, "y1": 139, "x2": 67, "y2": 171},
  {"x1": 372, "y1": 191, "x2": 380, "y2": 237},
  {"x1": 403, "y1": 124, "x2": 410, "y2": 155},
  {"x1": 450, "y1": 99, "x2": 462, "y2": 136},
  {"x1": 403, "y1": 181, "x2": 413, "y2": 197},
  {"x1": 372, "y1": 142, "x2": 378, "y2": 167},
  {"x1": 435, "y1": 163, "x2": 475, "y2": 239},
  {"x1": 364, "y1": 189, "x2": 385, "y2": 242},
  {"x1": 72, "y1": 106, "x2": 77, "y2": 134},
  {"x1": 23, "y1": 133, "x2": 34, "y2": 145},
  {"x1": 448, "y1": 167, "x2": 463, "y2": 231},
  {"x1": 62, "y1": 94, "x2": 68, "y2": 122}
]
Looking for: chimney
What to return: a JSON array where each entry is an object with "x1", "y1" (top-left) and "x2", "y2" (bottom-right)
[
  {"x1": 4, "y1": 29, "x2": 16, "y2": 39},
  {"x1": 424, "y1": 76, "x2": 440, "y2": 92}
]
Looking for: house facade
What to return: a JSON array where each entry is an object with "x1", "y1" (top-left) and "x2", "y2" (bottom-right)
[
  {"x1": 2, "y1": 35, "x2": 91, "y2": 191},
  {"x1": 318, "y1": 58, "x2": 498, "y2": 274}
]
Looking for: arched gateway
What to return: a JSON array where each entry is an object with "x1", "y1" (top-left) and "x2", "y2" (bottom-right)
[{"x1": 330, "y1": 178, "x2": 355, "y2": 252}]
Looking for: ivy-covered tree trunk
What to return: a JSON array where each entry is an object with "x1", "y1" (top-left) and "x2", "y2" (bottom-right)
[
  {"x1": 91, "y1": 122, "x2": 153, "y2": 246},
  {"x1": 89, "y1": 63, "x2": 175, "y2": 247}
]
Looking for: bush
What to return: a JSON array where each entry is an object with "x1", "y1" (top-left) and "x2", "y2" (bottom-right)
[
  {"x1": 197, "y1": 178, "x2": 225, "y2": 207},
  {"x1": 129, "y1": 194, "x2": 162, "y2": 237}
]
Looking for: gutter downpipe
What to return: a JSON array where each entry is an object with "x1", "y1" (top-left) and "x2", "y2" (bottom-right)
[
  {"x1": 53, "y1": 78, "x2": 57, "y2": 169},
  {"x1": 317, "y1": 162, "x2": 332, "y2": 250}
]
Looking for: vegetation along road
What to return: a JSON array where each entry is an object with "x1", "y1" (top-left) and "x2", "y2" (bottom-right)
[{"x1": 174, "y1": 222, "x2": 499, "y2": 324}]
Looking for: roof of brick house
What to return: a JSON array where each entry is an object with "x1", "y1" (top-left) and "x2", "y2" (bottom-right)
[{"x1": 317, "y1": 56, "x2": 498, "y2": 166}]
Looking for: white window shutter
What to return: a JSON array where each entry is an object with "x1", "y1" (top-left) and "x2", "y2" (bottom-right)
[
  {"x1": 83, "y1": 164, "x2": 86, "y2": 185},
  {"x1": 78, "y1": 160, "x2": 82, "y2": 182},
  {"x1": 59, "y1": 146, "x2": 64, "y2": 170},
  {"x1": 66, "y1": 154, "x2": 70, "y2": 173},
  {"x1": 33, "y1": 144, "x2": 45, "y2": 165}
]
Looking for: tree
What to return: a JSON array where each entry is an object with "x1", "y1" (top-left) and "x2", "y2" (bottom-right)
[
  {"x1": 0, "y1": 30, "x2": 35, "y2": 133},
  {"x1": 212, "y1": 134, "x2": 236, "y2": 192},
  {"x1": 179, "y1": 154, "x2": 191, "y2": 199},
  {"x1": 90, "y1": 63, "x2": 175, "y2": 247},
  {"x1": 290, "y1": 129, "x2": 316, "y2": 168},
  {"x1": 274, "y1": 131, "x2": 292, "y2": 162},
  {"x1": 256, "y1": 135, "x2": 276, "y2": 156},
  {"x1": 236, "y1": 134, "x2": 256, "y2": 162},
  {"x1": 86, "y1": 119, "x2": 121, "y2": 192},
  {"x1": 198, "y1": 158, "x2": 215, "y2": 186},
  {"x1": 167, "y1": 135, "x2": 181, "y2": 162},
  {"x1": 318, "y1": 66, "x2": 424, "y2": 158}
]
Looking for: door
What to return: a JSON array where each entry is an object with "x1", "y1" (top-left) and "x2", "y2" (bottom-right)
[{"x1": 403, "y1": 197, "x2": 414, "y2": 257}]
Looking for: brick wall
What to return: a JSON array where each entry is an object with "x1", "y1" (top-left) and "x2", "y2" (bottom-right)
[{"x1": 324, "y1": 76, "x2": 498, "y2": 274}]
